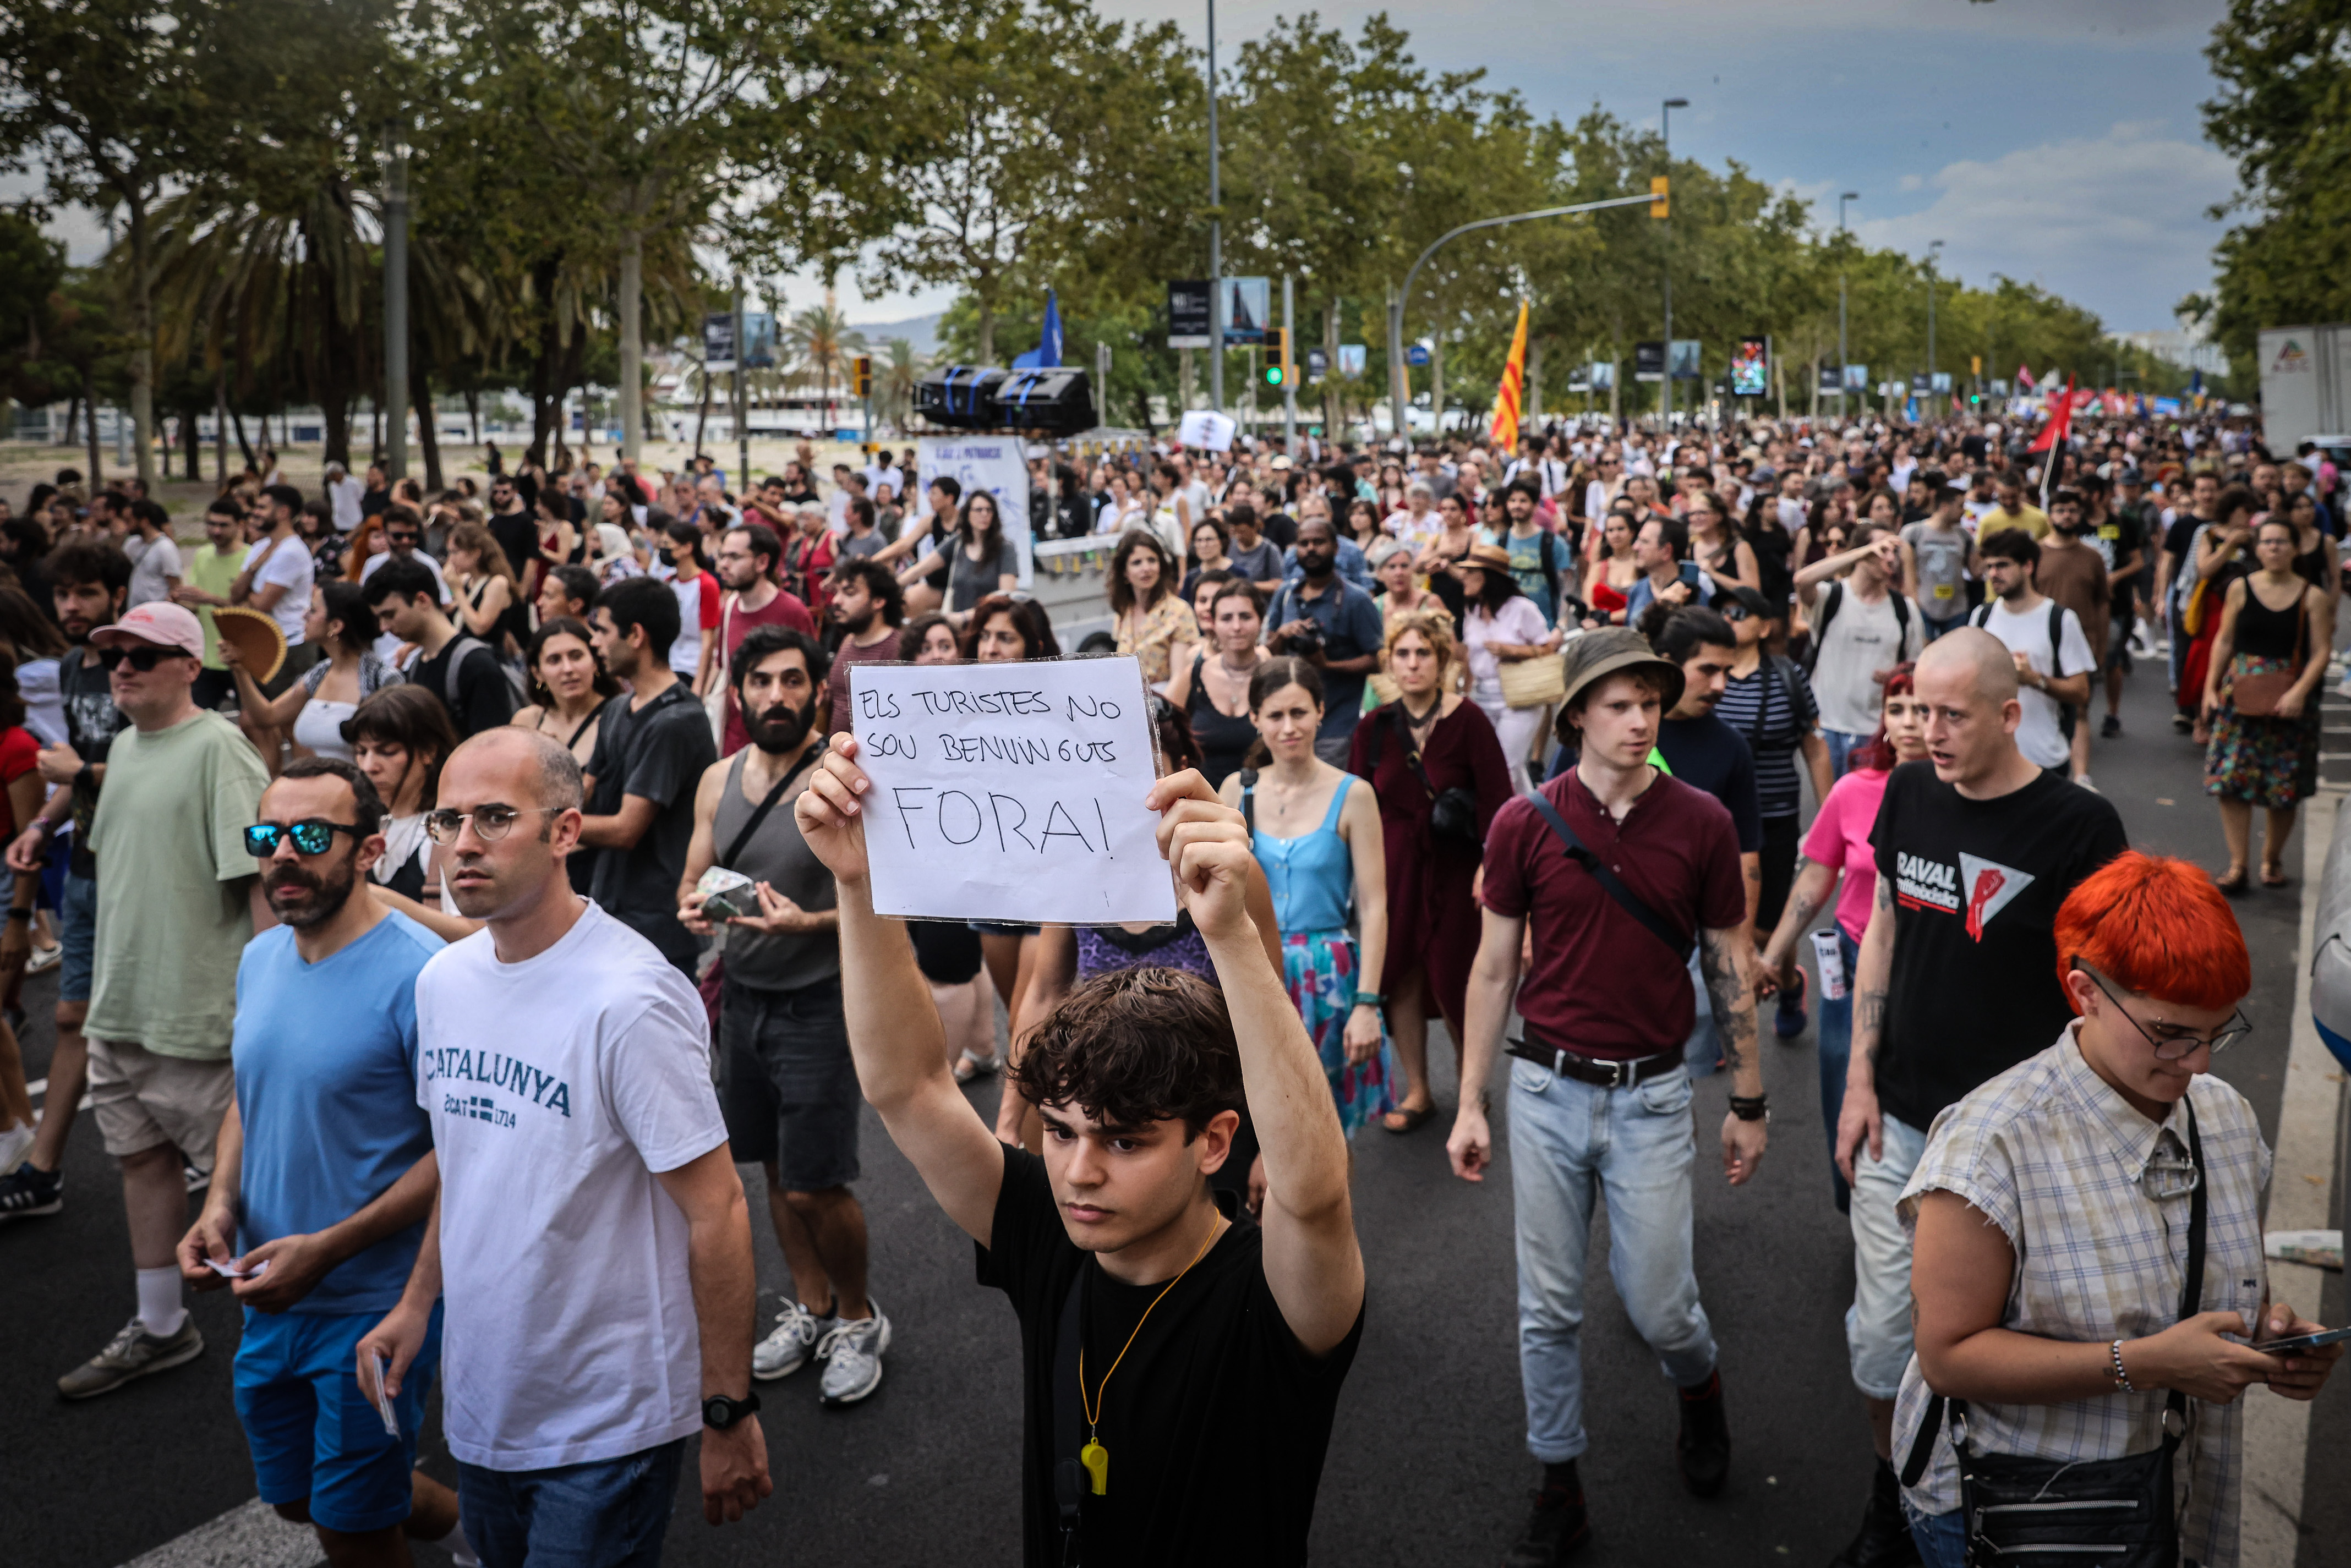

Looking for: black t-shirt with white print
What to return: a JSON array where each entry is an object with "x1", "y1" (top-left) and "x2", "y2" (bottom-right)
[
  {"x1": 1868, "y1": 760, "x2": 2128, "y2": 1131},
  {"x1": 976, "y1": 1144, "x2": 1362, "y2": 1567}
]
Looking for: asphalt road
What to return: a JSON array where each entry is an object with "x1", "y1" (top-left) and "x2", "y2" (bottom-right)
[{"x1": 3, "y1": 665, "x2": 2343, "y2": 1568}]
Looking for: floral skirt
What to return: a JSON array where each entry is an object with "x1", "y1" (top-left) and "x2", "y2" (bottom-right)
[
  {"x1": 1283, "y1": 928, "x2": 1396, "y2": 1137},
  {"x1": 2204, "y1": 654, "x2": 2320, "y2": 809}
]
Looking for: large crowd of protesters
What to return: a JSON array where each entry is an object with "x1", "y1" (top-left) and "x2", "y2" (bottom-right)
[{"x1": 0, "y1": 402, "x2": 2338, "y2": 1568}]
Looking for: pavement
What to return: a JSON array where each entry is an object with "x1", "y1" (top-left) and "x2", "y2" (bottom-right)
[{"x1": 2, "y1": 664, "x2": 2343, "y2": 1568}]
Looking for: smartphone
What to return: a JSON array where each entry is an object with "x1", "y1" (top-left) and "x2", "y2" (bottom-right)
[{"x1": 2251, "y1": 1324, "x2": 2351, "y2": 1356}]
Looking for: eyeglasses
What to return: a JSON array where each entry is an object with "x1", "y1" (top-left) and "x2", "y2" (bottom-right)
[
  {"x1": 423, "y1": 804, "x2": 561, "y2": 844},
  {"x1": 1719, "y1": 604, "x2": 1752, "y2": 622},
  {"x1": 97, "y1": 645, "x2": 191, "y2": 672},
  {"x1": 2079, "y1": 966, "x2": 2250, "y2": 1060},
  {"x1": 385, "y1": 533, "x2": 420, "y2": 546},
  {"x1": 245, "y1": 819, "x2": 365, "y2": 858}
]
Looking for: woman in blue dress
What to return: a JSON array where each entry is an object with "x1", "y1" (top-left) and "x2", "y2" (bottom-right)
[{"x1": 1217, "y1": 656, "x2": 1397, "y2": 1134}]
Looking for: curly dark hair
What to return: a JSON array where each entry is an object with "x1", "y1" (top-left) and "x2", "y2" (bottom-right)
[{"x1": 1013, "y1": 966, "x2": 1243, "y2": 1139}]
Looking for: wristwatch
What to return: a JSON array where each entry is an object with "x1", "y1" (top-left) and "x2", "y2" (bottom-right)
[{"x1": 702, "y1": 1391, "x2": 761, "y2": 1431}]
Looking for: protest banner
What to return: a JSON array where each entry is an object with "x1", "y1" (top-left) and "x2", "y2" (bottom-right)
[
  {"x1": 850, "y1": 656, "x2": 1179, "y2": 925},
  {"x1": 916, "y1": 435, "x2": 1034, "y2": 584}
]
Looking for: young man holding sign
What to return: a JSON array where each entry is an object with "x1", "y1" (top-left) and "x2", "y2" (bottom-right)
[{"x1": 794, "y1": 738, "x2": 1365, "y2": 1567}]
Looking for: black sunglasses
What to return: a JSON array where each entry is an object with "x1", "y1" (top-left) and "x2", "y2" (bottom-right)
[
  {"x1": 245, "y1": 819, "x2": 365, "y2": 857},
  {"x1": 97, "y1": 645, "x2": 192, "y2": 673}
]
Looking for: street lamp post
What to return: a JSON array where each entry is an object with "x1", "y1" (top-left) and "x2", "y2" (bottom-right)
[
  {"x1": 384, "y1": 128, "x2": 409, "y2": 483},
  {"x1": 1926, "y1": 239, "x2": 1945, "y2": 403},
  {"x1": 1206, "y1": 0, "x2": 1223, "y2": 415},
  {"x1": 1386, "y1": 193, "x2": 1655, "y2": 446},
  {"x1": 1660, "y1": 97, "x2": 1687, "y2": 427},
  {"x1": 1837, "y1": 191, "x2": 1858, "y2": 412}
]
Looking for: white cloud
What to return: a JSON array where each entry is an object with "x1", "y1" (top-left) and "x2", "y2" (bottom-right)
[
  {"x1": 1898, "y1": 173, "x2": 1923, "y2": 193},
  {"x1": 1849, "y1": 121, "x2": 2234, "y2": 331}
]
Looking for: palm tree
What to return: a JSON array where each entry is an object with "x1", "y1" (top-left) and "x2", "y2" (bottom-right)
[
  {"x1": 781, "y1": 301, "x2": 863, "y2": 431},
  {"x1": 876, "y1": 337, "x2": 924, "y2": 432}
]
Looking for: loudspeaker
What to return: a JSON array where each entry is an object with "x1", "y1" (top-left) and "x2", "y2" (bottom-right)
[
  {"x1": 915, "y1": 366, "x2": 1008, "y2": 429},
  {"x1": 993, "y1": 369, "x2": 1095, "y2": 435}
]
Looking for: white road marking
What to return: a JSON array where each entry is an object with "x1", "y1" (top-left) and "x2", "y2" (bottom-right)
[{"x1": 117, "y1": 1497, "x2": 320, "y2": 1568}]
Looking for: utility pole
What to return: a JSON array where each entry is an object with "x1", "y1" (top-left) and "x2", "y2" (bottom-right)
[
  {"x1": 1282, "y1": 274, "x2": 1297, "y2": 453},
  {"x1": 384, "y1": 128, "x2": 409, "y2": 482},
  {"x1": 1926, "y1": 239, "x2": 1945, "y2": 401},
  {"x1": 732, "y1": 275, "x2": 748, "y2": 491},
  {"x1": 1660, "y1": 97, "x2": 1687, "y2": 428},
  {"x1": 1838, "y1": 191, "x2": 1858, "y2": 414},
  {"x1": 1206, "y1": 0, "x2": 1223, "y2": 415}
]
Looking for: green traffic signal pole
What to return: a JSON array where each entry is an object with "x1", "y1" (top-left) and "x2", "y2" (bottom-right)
[{"x1": 1387, "y1": 192, "x2": 1653, "y2": 447}]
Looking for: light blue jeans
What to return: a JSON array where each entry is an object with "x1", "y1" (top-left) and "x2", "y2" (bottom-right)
[
  {"x1": 1511, "y1": 1056, "x2": 1718, "y2": 1462},
  {"x1": 1902, "y1": 1497, "x2": 1967, "y2": 1568},
  {"x1": 1847, "y1": 1112, "x2": 1932, "y2": 1401},
  {"x1": 1821, "y1": 729, "x2": 1869, "y2": 779}
]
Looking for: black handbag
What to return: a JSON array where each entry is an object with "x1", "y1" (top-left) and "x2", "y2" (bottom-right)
[
  {"x1": 1365, "y1": 703, "x2": 1482, "y2": 846},
  {"x1": 1900, "y1": 1102, "x2": 2206, "y2": 1568}
]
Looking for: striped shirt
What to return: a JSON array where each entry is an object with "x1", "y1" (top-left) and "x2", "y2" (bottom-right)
[
  {"x1": 1894, "y1": 1026, "x2": 2272, "y2": 1566},
  {"x1": 1712, "y1": 657, "x2": 1818, "y2": 819}
]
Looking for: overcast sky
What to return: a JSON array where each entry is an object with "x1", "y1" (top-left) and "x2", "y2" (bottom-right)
[{"x1": 17, "y1": 0, "x2": 2237, "y2": 338}]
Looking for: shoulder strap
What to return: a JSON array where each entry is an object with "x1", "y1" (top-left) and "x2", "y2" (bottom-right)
[
  {"x1": 2046, "y1": 601, "x2": 2067, "y2": 680},
  {"x1": 1053, "y1": 1267, "x2": 1087, "y2": 1547},
  {"x1": 719, "y1": 746, "x2": 819, "y2": 870},
  {"x1": 1391, "y1": 703, "x2": 1441, "y2": 803},
  {"x1": 1524, "y1": 786, "x2": 1693, "y2": 960},
  {"x1": 1890, "y1": 591, "x2": 1911, "y2": 636},
  {"x1": 1970, "y1": 601, "x2": 1992, "y2": 629},
  {"x1": 442, "y1": 637, "x2": 488, "y2": 706}
]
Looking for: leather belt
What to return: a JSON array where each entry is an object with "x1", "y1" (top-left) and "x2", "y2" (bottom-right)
[{"x1": 1506, "y1": 1034, "x2": 1684, "y2": 1089}]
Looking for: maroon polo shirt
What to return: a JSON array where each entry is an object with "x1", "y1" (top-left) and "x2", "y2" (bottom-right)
[{"x1": 1480, "y1": 768, "x2": 1745, "y2": 1060}]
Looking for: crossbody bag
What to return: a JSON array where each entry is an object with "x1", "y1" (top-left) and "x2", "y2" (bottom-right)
[
  {"x1": 1523, "y1": 787, "x2": 1693, "y2": 961},
  {"x1": 1364, "y1": 703, "x2": 1481, "y2": 846},
  {"x1": 1899, "y1": 1101, "x2": 2206, "y2": 1568},
  {"x1": 2228, "y1": 594, "x2": 2309, "y2": 717},
  {"x1": 696, "y1": 748, "x2": 821, "y2": 1030}
]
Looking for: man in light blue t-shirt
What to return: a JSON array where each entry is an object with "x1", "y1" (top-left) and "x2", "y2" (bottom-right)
[{"x1": 177, "y1": 758, "x2": 478, "y2": 1567}]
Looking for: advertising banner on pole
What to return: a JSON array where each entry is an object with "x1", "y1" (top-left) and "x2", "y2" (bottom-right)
[
  {"x1": 1167, "y1": 281, "x2": 1211, "y2": 349},
  {"x1": 703, "y1": 313, "x2": 738, "y2": 374},
  {"x1": 1730, "y1": 336, "x2": 1768, "y2": 397}
]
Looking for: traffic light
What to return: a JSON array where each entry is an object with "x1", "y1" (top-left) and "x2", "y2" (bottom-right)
[
  {"x1": 1650, "y1": 176, "x2": 1670, "y2": 219},
  {"x1": 852, "y1": 355, "x2": 873, "y2": 398},
  {"x1": 1262, "y1": 327, "x2": 1288, "y2": 388}
]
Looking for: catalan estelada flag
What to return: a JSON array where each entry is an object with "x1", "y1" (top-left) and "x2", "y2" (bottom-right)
[{"x1": 1489, "y1": 300, "x2": 1529, "y2": 450}]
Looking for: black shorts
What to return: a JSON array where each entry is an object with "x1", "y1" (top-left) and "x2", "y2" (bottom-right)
[{"x1": 717, "y1": 974, "x2": 860, "y2": 1191}]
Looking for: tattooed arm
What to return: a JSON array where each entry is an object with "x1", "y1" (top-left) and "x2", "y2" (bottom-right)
[
  {"x1": 1697, "y1": 923, "x2": 1767, "y2": 1187},
  {"x1": 1759, "y1": 857, "x2": 1839, "y2": 974},
  {"x1": 1836, "y1": 873, "x2": 1897, "y2": 1182}
]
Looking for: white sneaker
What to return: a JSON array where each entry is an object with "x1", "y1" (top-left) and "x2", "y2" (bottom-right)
[
  {"x1": 2074, "y1": 774, "x2": 2098, "y2": 793},
  {"x1": 818, "y1": 1303, "x2": 891, "y2": 1406},
  {"x1": 752, "y1": 1300, "x2": 833, "y2": 1381},
  {"x1": 0, "y1": 1121, "x2": 31, "y2": 1175}
]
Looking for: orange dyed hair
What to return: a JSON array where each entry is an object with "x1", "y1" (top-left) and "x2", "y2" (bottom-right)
[{"x1": 2053, "y1": 850, "x2": 2250, "y2": 1012}]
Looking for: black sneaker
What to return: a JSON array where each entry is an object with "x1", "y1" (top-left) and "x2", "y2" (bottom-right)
[
  {"x1": 0, "y1": 1160, "x2": 62, "y2": 1219},
  {"x1": 1676, "y1": 1370, "x2": 1730, "y2": 1497},
  {"x1": 2171, "y1": 712, "x2": 2193, "y2": 734},
  {"x1": 2100, "y1": 712, "x2": 2122, "y2": 739},
  {"x1": 1505, "y1": 1482, "x2": 1591, "y2": 1566},
  {"x1": 1829, "y1": 1459, "x2": 1922, "y2": 1568}
]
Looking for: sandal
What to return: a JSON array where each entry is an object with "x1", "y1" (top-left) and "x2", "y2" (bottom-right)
[
  {"x1": 952, "y1": 1048, "x2": 1002, "y2": 1084},
  {"x1": 2261, "y1": 865, "x2": 2292, "y2": 889},
  {"x1": 1382, "y1": 1101, "x2": 1437, "y2": 1135},
  {"x1": 2216, "y1": 867, "x2": 2250, "y2": 896}
]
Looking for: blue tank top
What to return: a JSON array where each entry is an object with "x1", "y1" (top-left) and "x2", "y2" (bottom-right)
[{"x1": 1246, "y1": 774, "x2": 1358, "y2": 934}]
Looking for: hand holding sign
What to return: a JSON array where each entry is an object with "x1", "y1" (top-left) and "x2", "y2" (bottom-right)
[
  {"x1": 847, "y1": 657, "x2": 1178, "y2": 925},
  {"x1": 1147, "y1": 769, "x2": 1257, "y2": 944}
]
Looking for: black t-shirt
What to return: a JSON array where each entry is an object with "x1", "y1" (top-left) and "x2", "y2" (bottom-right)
[
  {"x1": 1657, "y1": 712, "x2": 1763, "y2": 852},
  {"x1": 976, "y1": 1145, "x2": 1362, "y2": 1568},
  {"x1": 1868, "y1": 761, "x2": 2128, "y2": 1130},
  {"x1": 2091, "y1": 508, "x2": 2147, "y2": 615},
  {"x1": 59, "y1": 646, "x2": 124, "y2": 876},
  {"x1": 1258, "y1": 509, "x2": 1298, "y2": 551},
  {"x1": 410, "y1": 637, "x2": 520, "y2": 738},
  {"x1": 585, "y1": 681, "x2": 715, "y2": 968},
  {"x1": 486, "y1": 511, "x2": 538, "y2": 583},
  {"x1": 2162, "y1": 511, "x2": 2205, "y2": 571}
]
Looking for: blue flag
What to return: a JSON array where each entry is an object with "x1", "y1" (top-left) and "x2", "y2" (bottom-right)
[{"x1": 1012, "y1": 288, "x2": 1064, "y2": 369}]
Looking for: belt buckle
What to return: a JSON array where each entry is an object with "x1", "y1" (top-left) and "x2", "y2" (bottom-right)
[{"x1": 1605, "y1": 1057, "x2": 1632, "y2": 1089}]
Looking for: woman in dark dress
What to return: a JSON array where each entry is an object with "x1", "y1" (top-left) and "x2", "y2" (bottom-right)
[{"x1": 1349, "y1": 607, "x2": 1512, "y2": 1132}]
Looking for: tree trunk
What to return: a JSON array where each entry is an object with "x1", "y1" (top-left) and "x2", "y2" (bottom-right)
[
  {"x1": 1528, "y1": 335, "x2": 1545, "y2": 425},
  {"x1": 411, "y1": 357, "x2": 444, "y2": 493},
  {"x1": 79, "y1": 363, "x2": 101, "y2": 486},
  {"x1": 214, "y1": 373, "x2": 229, "y2": 482},
  {"x1": 182, "y1": 407, "x2": 201, "y2": 479},
  {"x1": 526, "y1": 259, "x2": 563, "y2": 468},
  {"x1": 975, "y1": 279, "x2": 995, "y2": 368},
  {"x1": 62, "y1": 392, "x2": 78, "y2": 445},
  {"x1": 693, "y1": 357, "x2": 712, "y2": 456},
  {"x1": 124, "y1": 195, "x2": 157, "y2": 488},
  {"x1": 617, "y1": 226, "x2": 643, "y2": 463},
  {"x1": 229, "y1": 402, "x2": 255, "y2": 468},
  {"x1": 466, "y1": 388, "x2": 480, "y2": 445}
]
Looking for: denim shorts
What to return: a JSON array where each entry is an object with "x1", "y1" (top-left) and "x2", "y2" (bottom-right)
[
  {"x1": 717, "y1": 974, "x2": 859, "y2": 1191},
  {"x1": 59, "y1": 867, "x2": 96, "y2": 1004},
  {"x1": 234, "y1": 1302, "x2": 444, "y2": 1534},
  {"x1": 458, "y1": 1437, "x2": 685, "y2": 1568}
]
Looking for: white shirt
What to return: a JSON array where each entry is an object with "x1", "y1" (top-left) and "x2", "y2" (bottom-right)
[
  {"x1": 1974, "y1": 595, "x2": 2095, "y2": 769},
  {"x1": 327, "y1": 475, "x2": 365, "y2": 533},
  {"x1": 249, "y1": 535, "x2": 315, "y2": 644},
  {"x1": 1810, "y1": 584, "x2": 1924, "y2": 735},
  {"x1": 415, "y1": 903, "x2": 728, "y2": 1471}
]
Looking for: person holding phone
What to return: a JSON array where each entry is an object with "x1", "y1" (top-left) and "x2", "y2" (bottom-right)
[{"x1": 1895, "y1": 851, "x2": 2341, "y2": 1568}]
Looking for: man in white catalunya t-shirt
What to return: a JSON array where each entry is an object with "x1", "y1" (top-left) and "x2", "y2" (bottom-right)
[
  {"x1": 358, "y1": 728, "x2": 771, "y2": 1554},
  {"x1": 1971, "y1": 534, "x2": 2096, "y2": 777}
]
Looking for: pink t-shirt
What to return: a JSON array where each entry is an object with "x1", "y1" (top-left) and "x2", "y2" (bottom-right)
[{"x1": 1801, "y1": 764, "x2": 1890, "y2": 944}]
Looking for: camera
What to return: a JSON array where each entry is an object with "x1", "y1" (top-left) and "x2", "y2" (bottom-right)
[{"x1": 1284, "y1": 618, "x2": 1324, "y2": 657}]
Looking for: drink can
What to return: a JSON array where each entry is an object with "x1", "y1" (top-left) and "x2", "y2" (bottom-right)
[{"x1": 1811, "y1": 928, "x2": 1848, "y2": 1001}]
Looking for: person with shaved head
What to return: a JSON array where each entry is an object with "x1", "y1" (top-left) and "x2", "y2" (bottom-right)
[
  {"x1": 1820, "y1": 627, "x2": 2127, "y2": 1568},
  {"x1": 357, "y1": 726, "x2": 772, "y2": 1562}
]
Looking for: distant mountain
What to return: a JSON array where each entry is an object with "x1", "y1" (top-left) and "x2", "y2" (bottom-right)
[{"x1": 849, "y1": 312, "x2": 940, "y2": 358}]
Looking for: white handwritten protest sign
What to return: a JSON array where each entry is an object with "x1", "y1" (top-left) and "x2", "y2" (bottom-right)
[{"x1": 850, "y1": 656, "x2": 1179, "y2": 925}]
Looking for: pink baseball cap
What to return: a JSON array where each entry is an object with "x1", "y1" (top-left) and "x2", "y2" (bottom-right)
[{"x1": 92, "y1": 602, "x2": 206, "y2": 659}]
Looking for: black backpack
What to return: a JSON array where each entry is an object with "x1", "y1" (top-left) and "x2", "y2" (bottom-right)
[
  {"x1": 1801, "y1": 582, "x2": 1913, "y2": 676},
  {"x1": 1970, "y1": 599, "x2": 2073, "y2": 680}
]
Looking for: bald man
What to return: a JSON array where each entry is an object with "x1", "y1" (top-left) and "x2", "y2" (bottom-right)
[
  {"x1": 358, "y1": 729, "x2": 772, "y2": 1561},
  {"x1": 1819, "y1": 628, "x2": 2126, "y2": 1568}
]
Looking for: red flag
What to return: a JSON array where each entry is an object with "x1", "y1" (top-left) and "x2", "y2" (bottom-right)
[
  {"x1": 2016, "y1": 364, "x2": 2036, "y2": 391},
  {"x1": 2028, "y1": 375, "x2": 2075, "y2": 453}
]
